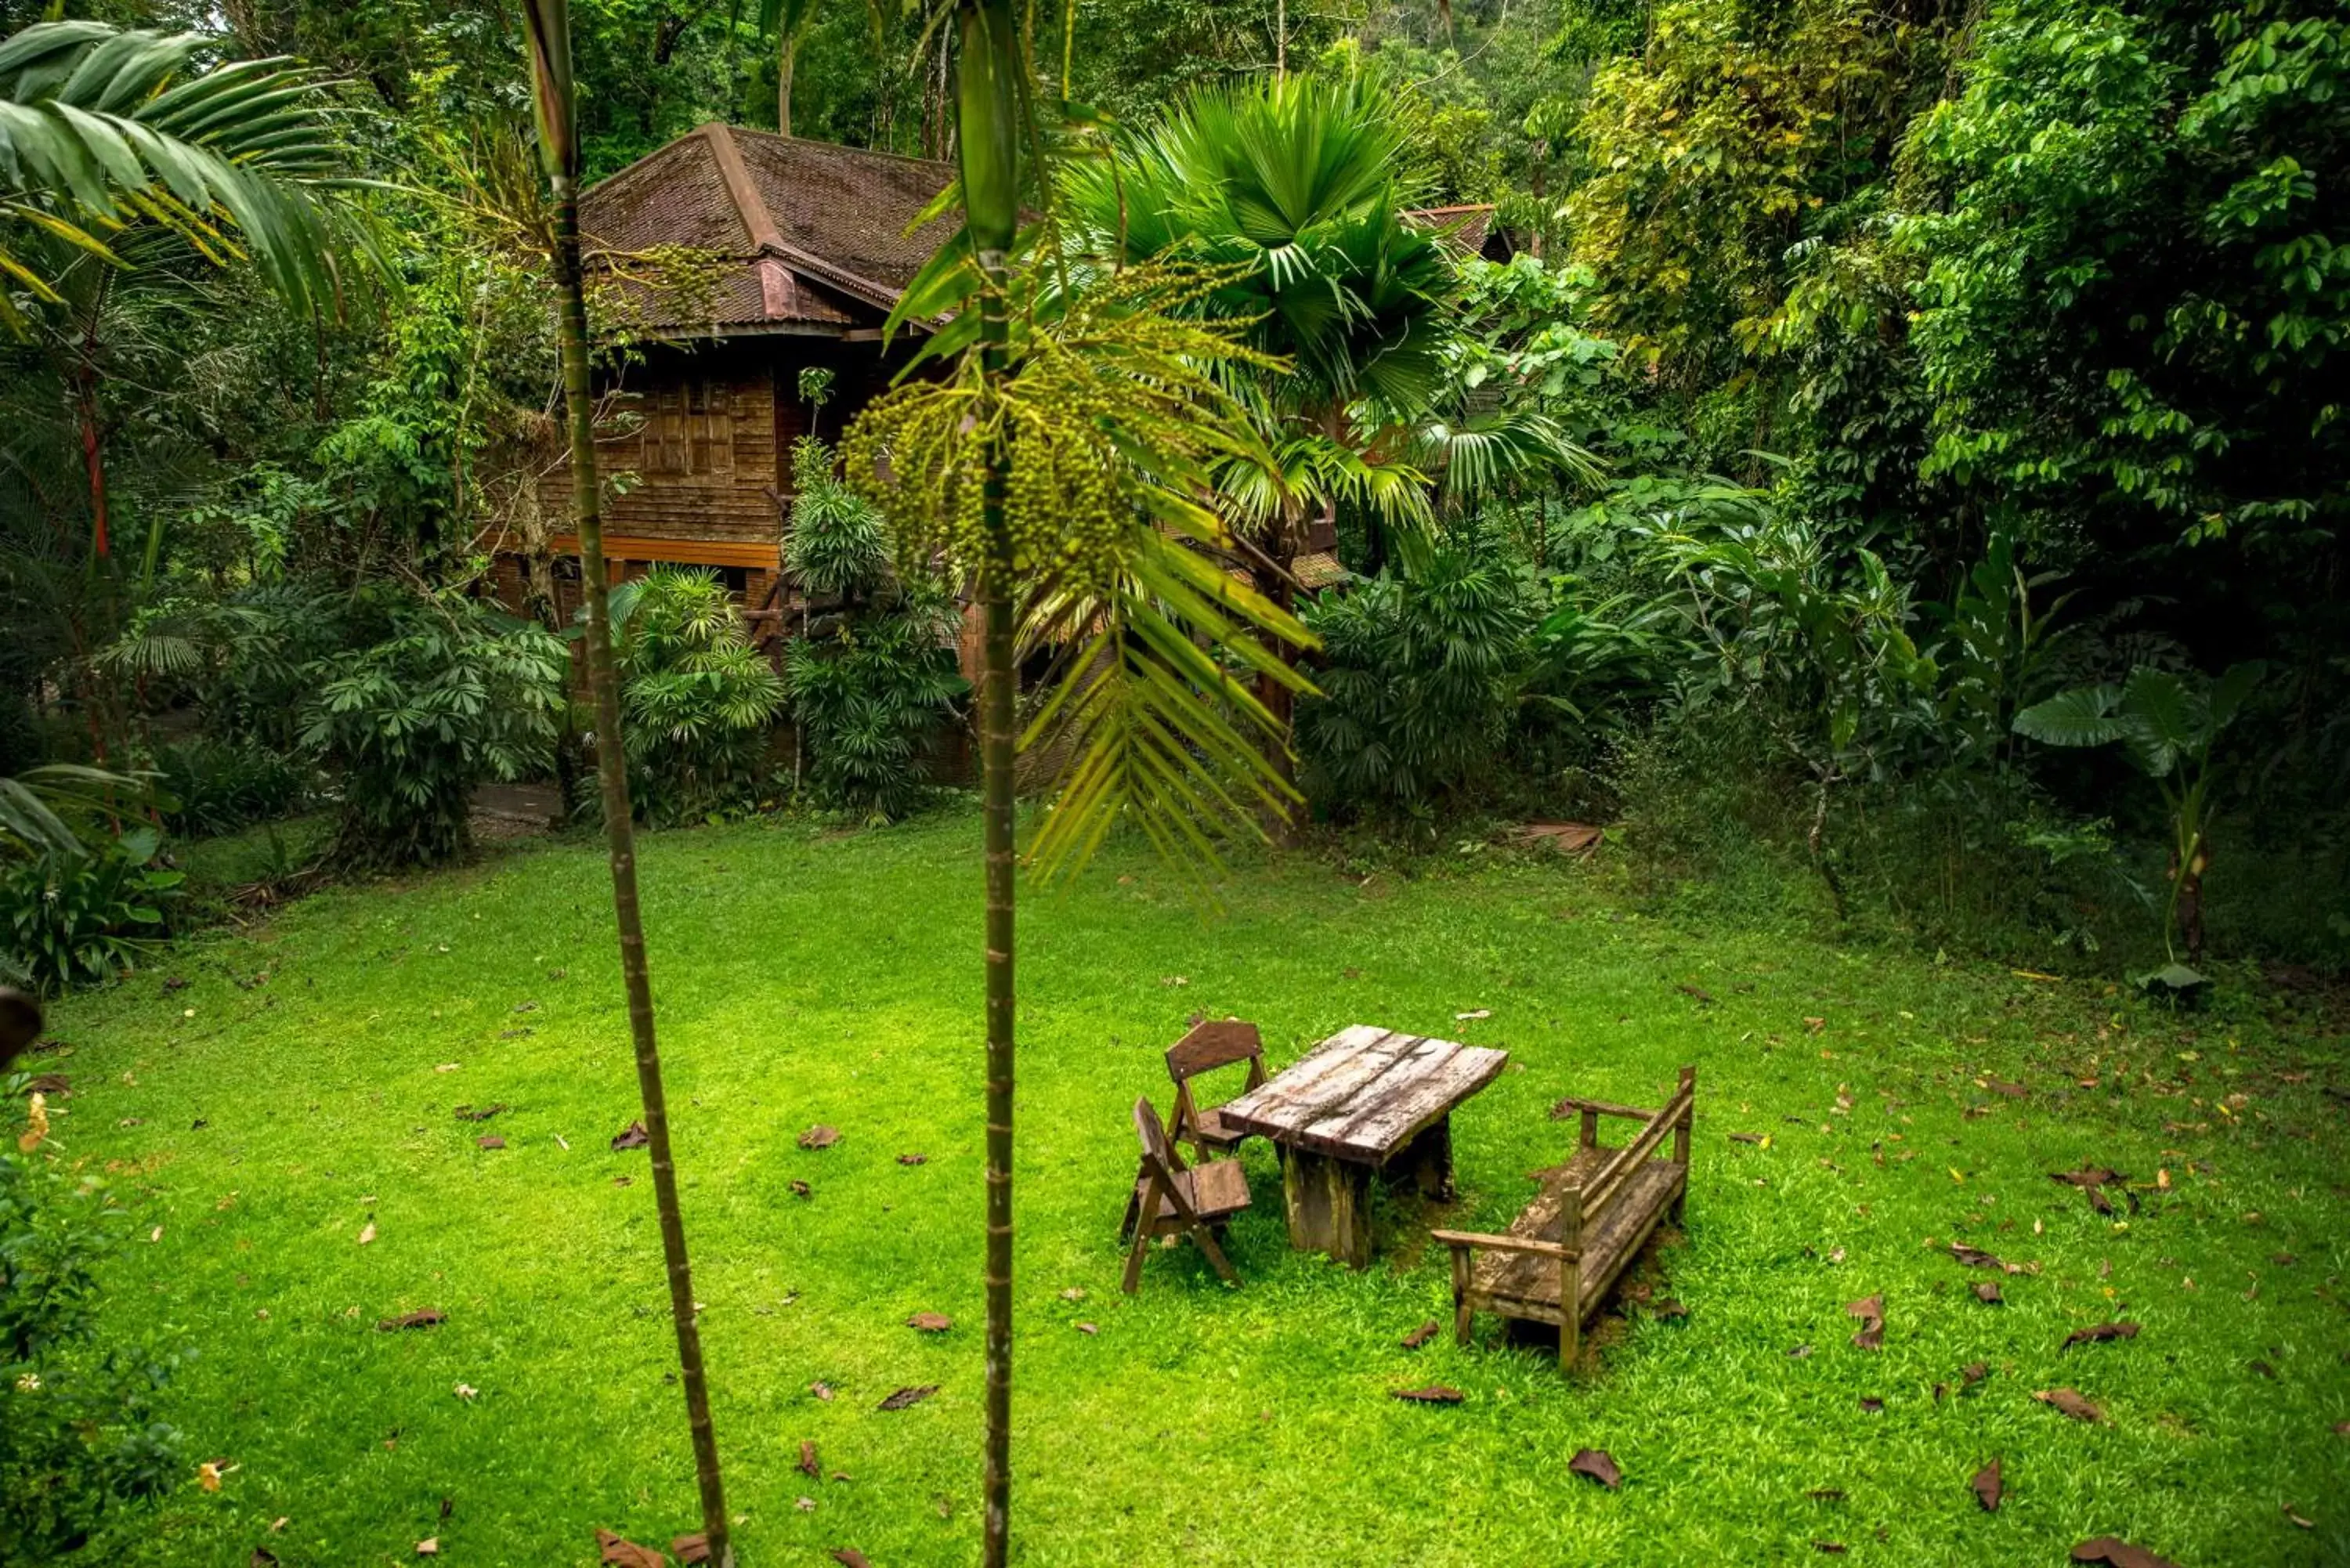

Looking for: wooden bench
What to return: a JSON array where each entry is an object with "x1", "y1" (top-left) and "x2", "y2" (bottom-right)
[{"x1": 1434, "y1": 1067, "x2": 1694, "y2": 1369}]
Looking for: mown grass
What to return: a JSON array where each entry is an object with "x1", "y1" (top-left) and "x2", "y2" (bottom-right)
[{"x1": 31, "y1": 810, "x2": 2350, "y2": 1565}]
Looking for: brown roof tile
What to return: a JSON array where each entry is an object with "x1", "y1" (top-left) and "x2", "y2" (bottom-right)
[{"x1": 580, "y1": 125, "x2": 954, "y2": 336}]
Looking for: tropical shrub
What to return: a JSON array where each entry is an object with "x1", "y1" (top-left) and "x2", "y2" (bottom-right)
[
  {"x1": 299, "y1": 593, "x2": 566, "y2": 867},
  {"x1": 2, "y1": 1080, "x2": 186, "y2": 1557},
  {"x1": 1296, "y1": 538, "x2": 1538, "y2": 816},
  {"x1": 785, "y1": 438, "x2": 965, "y2": 820},
  {"x1": 154, "y1": 740, "x2": 309, "y2": 838},
  {"x1": 0, "y1": 829, "x2": 183, "y2": 994},
  {"x1": 606, "y1": 566, "x2": 787, "y2": 826}
]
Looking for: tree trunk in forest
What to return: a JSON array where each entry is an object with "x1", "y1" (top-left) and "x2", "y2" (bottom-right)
[
  {"x1": 76, "y1": 359, "x2": 107, "y2": 561},
  {"x1": 522, "y1": 5, "x2": 735, "y2": 1563},
  {"x1": 954, "y1": 2, "x2": 1020, "y2": 1562},
  {"x1": 778, "y1": 34, "x2": 796, "y2": 136}
]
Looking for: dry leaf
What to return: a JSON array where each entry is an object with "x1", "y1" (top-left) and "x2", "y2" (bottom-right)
[
  {"x1": 1401, "y1": 1321, "x2": 1440, "y2": 1349},
  {"x1": 810, "y1": 1381, "x2": 834, "y2": 1401},
  {"x1": 251, "y1": 1551, "x2": 280, "y2": 1566},
  {"x1": 2034, "y1": 1387, "x2": 2103, "y2": 1422},
  {"x1": 1455, "y1": 1009, "x2": 1491, "y2": 1021},
  {"x1": 1961, "y1": 1360, "x2": 1990, "y2": 1388},
  {"x1": 1390, "y1": 1385, "x2": 1464, "y2": 1404},
  {"x1": 595, "y1": 1529, "x2": 667, "y2": 1568},
  {"x1": 2070, "y1": 1540, "x2": 2182, "y2": 1568},
  {"x1": 830, "y1": 1552, "x2": 873, "y2": 1568},
  {"x1": 1568, "y1": 1448, "x2": 1621, "y2": 1489},
  {"x1": 797, "y1": 1439, "x2": 821, "y2": 1478},
  {"x1": 1076, "y1": 1321, "x2": 1097, "y2": 1335},
  {"x1": 18, "y1": 1092, "x2": 49, "y2": 1152},
  {"x1": 376, "y1": 1309, "x2": 445, "y2": 1331},
  {"x1": 1975, "y1": 1281, "x2": 2004, "y2": 1304},
  {"x1": 797, "y1": 1125, "x2": 841, "y2": 1151},
  {"x1": 1858, "y1": 1397, "x2": 1884, "y2": 1414},
  {"x1": 453, "y1": 1382, "x2": 477, "y2": 1400},
  {"x1": 476, "y1": 1135, "x2": 504, "y2": 1150},
  {"x1": 878, "y1": 1385, "x2": 937, "y2": 1411},
  {"x1": 1728, "y1": 1131, "x2": 1765, "y2": 1145},
  {"x1": 908, "y1": 1312, "x2": 952, "y2": 1332},
  {"x1": 1846, "y1": 1293, "x2": 1885, "y2": 1350},
  {"x1": 197, "y1": 1460, "x2": 227, "y2": 1492},
  {"x1": 454, "y1": 1103, "x2": 505, "y2": 1122},
  {"x1": 897, "y1": 1153, "x2": 927, "y2": 1165},
  {"x1": 1813, "y1": 1545, "x2": 1846, "y2": 1555},
  {"x1": 415, "y1": 1540, "x2": 439, "y2": 1558},
  {"x1": 1972, "y1": 1458, "x2": 2002, "y2": 1512},
  {"x1": 789, "y1": 1180, "x2": 812, "y2": 1199},
  {"x1": 671, "y1": 1534, "x2": 711, "y2": 1564},
  {"x1": 2061, "y1": 1321, "x2": 2140, "y2": 1352},
  {"x1": 610, "y1": 1122, "x2": 649, "y2": 1151}
]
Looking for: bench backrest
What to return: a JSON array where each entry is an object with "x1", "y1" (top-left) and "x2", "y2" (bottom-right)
[{"x1": 1579, "y1": 1067, "x2": 1695, "y2": 1228}]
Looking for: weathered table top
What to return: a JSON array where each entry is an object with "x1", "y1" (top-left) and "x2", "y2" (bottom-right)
[{"x1": 1217, "y1": 1024, "x2": 1510, "y2": 1166}]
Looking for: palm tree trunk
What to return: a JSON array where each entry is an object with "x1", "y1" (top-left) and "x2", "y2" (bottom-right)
[
  {"x1": 954, "y1": 2, "x2": 1019, "y2": 1559},
  {"x1": 524, "y1": 5, "x2": 734, "y2": 1562}
]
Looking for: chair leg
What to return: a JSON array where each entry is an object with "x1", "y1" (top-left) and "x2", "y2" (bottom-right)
[
  {"x1": 1122, "y1": 1225, "x2": 1150, "y2": 1295},
  {"x1": 1191, "y1": 1222, "x2": 1240, "y2": 1287},
  {"x1": 1117, "y1": 1187, "x2": 1141, "y2": 1246}
]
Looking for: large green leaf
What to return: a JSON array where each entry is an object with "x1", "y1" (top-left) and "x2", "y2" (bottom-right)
[{"x1": 2012, "y1": 684, "x2": 2124, "y2": 748}]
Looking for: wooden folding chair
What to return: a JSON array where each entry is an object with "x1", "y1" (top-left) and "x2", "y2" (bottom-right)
[
  {"x1": 1163, "y1": 1019, "x2": 1267, "y2": 1162},
  {"x1": 1119, "y1": 1097, "x2": 1251, "y2": 1294}
]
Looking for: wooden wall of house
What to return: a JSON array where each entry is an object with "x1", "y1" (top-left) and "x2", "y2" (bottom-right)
[{"x1": 531, "y1": 335, "x2": 906, "y2": 560}]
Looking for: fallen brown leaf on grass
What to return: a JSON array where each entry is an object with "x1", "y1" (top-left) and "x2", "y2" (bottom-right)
[
  {"x1": 830, "y1": 1551, "x2": 872, "y2": 1568},
  {"x1": 1676, "y1": 984, "x2": 1716, "y2": 1005},
  {"x1": 1650, "y1": 1299, "x2": 1689, "y2": 1320},
  {"x1": 1975, "y1": 1281, "x2": 2003, "y2": 1304},
  {"x1": 671, "y1": 1534, "x2": 710, "y2": 1564},
  {"x1": 789, "y1": 1180, "x2": 812, "y2": 1199},
  {"x1": 1846, "y1": 1293, "x2": 1885, "y2": 1350},
  {"x1": 22, "y1": 1071, "x2": 67, "y2": 1096},
  {"x1": 375, "y1": 1309, "x2": 445, "y2": 1331},
  {"x1": 1390, "y1": 1386, "x2": 1464, "y2": 1404},
  {"x1": 2070, "y1": 1539, "x2": 2182, "y2": 1568},
  {"x1": 878, "y1": 1385, "x2": 937, "y2": 1411},
  {"x1": 798, "y1": 1125, "x2": 841, "y2": 1151},
  {"x1": 811, "y1": 1381, "x2": 834, "y2": 1401},
  {"x1": 800, "y1": 1440, "x2": 820, "y2": 1478},
  {"x1": 595, "y1": 1529, "x2": 667, "y2": 1568},
  {"x1": 415, "y1": 1541, "x2": 438, "y2": 1558},
  {"x1": 908, "y1": 1312, "x2": 952, "y2": 1332},
  {"x1": 1076, "y1": 1321, "x2": 1097, "y2": 1335},
  {"x1": 1858, "y1": 1397, "x2": 1883, "y2": 1414},
  {"x1": 2061, "y1": 1321, "x2": 2140, "y2": 1351},
  {"x1": 1983, "y1": 1078, "x2": 2027, "y2": 1099},
  {"x1": 1972, "y1": 1458, "x2": 2001, "y2": 1512},
  {"x1": 610, "y1": 1122, "x2": 649, "y2": 1151},
  {"x1": 1401, "y1": 1321, "x2": 1440, "y2": 1349},
  {"x1": 2034, "y1": 1388, "x2": 2103, "y2": 1422},
  {"x1": 357, "y1": 1222, "x2": 376, "y2": 1245},
  {"x1": 1961, "y1": 1360, "x2": 1990, "y2": 1388},
  {"x1": 250, "y1": 1550, "x2": 279, "y2": 1566},
  {"x1": 1517, "y1": 822, "x2": 1602, "y2": 854},
  {"x1": 198, "y1": 1460, "x2": 229, "y2": 1492},
  {"x1": 1728, "y1": 1131, "x2": 1766, "y2": 1145},
  {"x1": 453, "y1": 1103, "x2": 506, "y2": 1122},
  {"x1": 476, "y1": 1135, "x2": 504, "y2": 1151},
  {"x1": 1568, "y1": 1448, "x2": 1621, "y2": 1489},
  {"x1": 2284, "y1": 1505, "x2": 2313, "y2": 1530},
  {"x1": 1813, "y1": 1545, "x2": 1846, "y2": 1555},
  {"x1": 896, "y1": 1153, "x2": 926, "y2": 1165},
  {"x1": 1808, "y1": 1489, "x2": 1845, "y2": 1502}
]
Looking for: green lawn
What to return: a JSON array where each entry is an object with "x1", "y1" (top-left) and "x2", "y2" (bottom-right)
[{"x1": 33, "y1": 811, "x2": 2350, "y2": 1566}]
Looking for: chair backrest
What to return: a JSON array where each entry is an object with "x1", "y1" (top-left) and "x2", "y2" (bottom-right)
[
  {"x1": 1166, "y1": 1020, "x2": 1264, "y2": 1084},
  {"x1": 1133, "y1": 1096, "x2": 1180, "y2": 1177}
]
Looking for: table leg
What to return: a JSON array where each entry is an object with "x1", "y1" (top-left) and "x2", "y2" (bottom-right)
[
  {"x1": 1386, "y1": 1115, "x2": 1455, "y2": 1201},
  {"x1": 1280, "y1": 1145, "x2": 1374, "y2": 1270}
]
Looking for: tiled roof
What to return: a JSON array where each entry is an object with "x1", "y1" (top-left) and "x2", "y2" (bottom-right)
[
  {"x1": 580, "y1": 125, "x2": 954, "y2": 336},
  {"x1": 1405, "y1": 204, "x2": 1496, "y2": 256}
]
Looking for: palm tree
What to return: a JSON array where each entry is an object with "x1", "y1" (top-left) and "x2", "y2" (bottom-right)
[
  {"x1": 1064, "y1": 73, "x2": 1593, "y2": 775},
  {"x1": 517, "y1": 5, "x2": 735, "y2": 1563},
  {"x1": 841, "y1": 8, "x2": 1315, "y2": 1560},
  {"x1": 0, "y1": 21, "x2": 384, "y2": 558}
]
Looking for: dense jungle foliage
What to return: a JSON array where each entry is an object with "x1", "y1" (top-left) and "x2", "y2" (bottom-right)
[{"x1": 2, "y1": 0, "x2": 2344, "y2": 1003}]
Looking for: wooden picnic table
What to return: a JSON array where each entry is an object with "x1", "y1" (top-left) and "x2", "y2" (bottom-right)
[{"x1": 1217, "y1": 1024, "x2": 1510, "y2": 1269}]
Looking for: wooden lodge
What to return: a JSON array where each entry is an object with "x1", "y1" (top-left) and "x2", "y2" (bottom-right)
[{"x1": 487, "y1": 123, "x2": 958, "y2": 663}]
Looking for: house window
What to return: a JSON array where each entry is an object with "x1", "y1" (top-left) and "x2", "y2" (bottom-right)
[{"x1": 642, "y1": 378, "x2": 734, "y2": 477}]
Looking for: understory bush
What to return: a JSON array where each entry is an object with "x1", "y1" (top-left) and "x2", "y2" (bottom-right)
[
  {"x1": 154, "y1": 739, "x2": 308, "y2": 837},
  {"x1": 606, "y1": 566, "x2": 787, "y2": 826},
  {"x1": 300, "y1": 591, "x2": 566, "y2": 868},
  {"x1": 0, "y1": 829, "x2": 183, "y2": 994},
  {"x1": 783, "y1": 437, "x2": 966, "y2": 820},
  {"x1": 2, "y1": 1086, "x2": 186, "y2": 1557}
]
